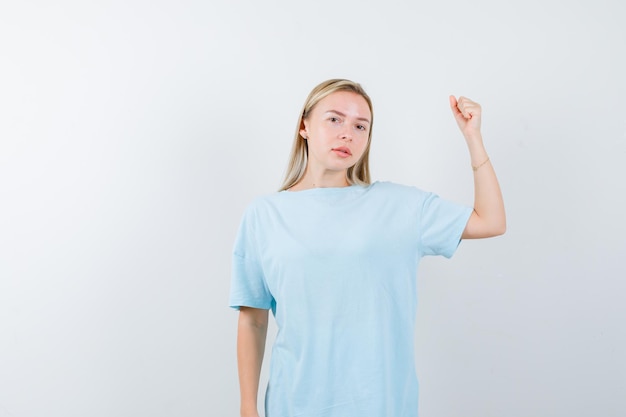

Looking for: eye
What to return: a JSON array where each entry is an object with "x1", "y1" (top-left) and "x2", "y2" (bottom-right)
[
  {"x1": 356, "y1": 124, "x2": 367, "y2": 131},
  {"x1": 329, "y1": 117, "x2": 340, "y2": 123}
]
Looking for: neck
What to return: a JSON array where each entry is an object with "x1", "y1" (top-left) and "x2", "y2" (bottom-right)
[{"x1": 290, "y1": 167, "x2": 349, "y2": 191}]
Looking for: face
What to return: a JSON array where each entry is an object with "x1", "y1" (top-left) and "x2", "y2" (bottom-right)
[{"x1": 300, "y1": 91, "x2": 371, "y2": 175}]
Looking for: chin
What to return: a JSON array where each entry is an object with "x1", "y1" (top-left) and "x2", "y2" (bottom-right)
[{"x1": 328, "y1": 162, "x2": 356, "y2": 171}]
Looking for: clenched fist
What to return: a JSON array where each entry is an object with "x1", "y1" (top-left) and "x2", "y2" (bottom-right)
[{"x1": 449, "y1": 95, "x2": 482, "y2": 141}]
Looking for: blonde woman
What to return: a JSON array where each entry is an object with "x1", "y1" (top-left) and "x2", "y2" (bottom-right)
[{"x1": 229, "y1": 79, "x2": 505, "y2": 417}]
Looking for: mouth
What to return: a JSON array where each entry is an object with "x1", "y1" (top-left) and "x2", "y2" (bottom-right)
[{"x1": 332, "y1": 147, "x2": 352, "y2": 157}]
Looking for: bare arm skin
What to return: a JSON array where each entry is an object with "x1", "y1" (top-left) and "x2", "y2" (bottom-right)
[
  {"x1": 237, "y1": 306, "x2": 269, "y2": 417},
  {"x1": 449, "y1": 96, "x2": 506, "y2": 239}
]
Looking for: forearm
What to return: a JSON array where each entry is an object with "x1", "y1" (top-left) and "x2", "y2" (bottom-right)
[
  {"x1": 464, "y1": 134, "x2": 506, "y2": 238},
  {"x1": 237, "y1": 308, "x2": 268, "y2": 417}
]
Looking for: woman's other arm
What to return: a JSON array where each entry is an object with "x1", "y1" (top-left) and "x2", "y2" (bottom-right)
[
  {"x1": 237, "y1": 306, "x2": 269, "y2": 417},
  {"x1": 449, "y1": 96, "x2": 506, "y2": 239}
]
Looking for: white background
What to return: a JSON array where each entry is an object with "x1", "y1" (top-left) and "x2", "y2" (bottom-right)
[{"x1": 1, "y1": 1, "x2": 625, "y2": 416}]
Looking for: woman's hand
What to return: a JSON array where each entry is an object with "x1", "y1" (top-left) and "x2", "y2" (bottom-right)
[{"x1": 449, "y1": 95, "x2": 482, "y2": 141}]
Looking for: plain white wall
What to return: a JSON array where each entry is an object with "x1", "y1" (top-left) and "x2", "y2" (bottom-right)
[{"x1": 1, "y1": 0, "x2": 624, "y2": 416}]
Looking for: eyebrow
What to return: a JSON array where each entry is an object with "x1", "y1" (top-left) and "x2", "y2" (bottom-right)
[{"x1": 325, "y1": 110, "x2": 371, "y2": 124}]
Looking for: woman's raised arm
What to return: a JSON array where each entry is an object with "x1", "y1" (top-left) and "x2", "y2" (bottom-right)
[{"x1": 449, "y1": 95, "x2": 506, "y2": 239}]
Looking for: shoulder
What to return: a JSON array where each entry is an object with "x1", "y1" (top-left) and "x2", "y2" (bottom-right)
[
  {"x1": 241, "y1": 191, "x2": 282, "y2": 213},
  {"x1": 238, "y1": 190, "x2": 294, "y2": 225},
  {"x1": 369, "y1": 181, "x2": 431, "y2": 200}
]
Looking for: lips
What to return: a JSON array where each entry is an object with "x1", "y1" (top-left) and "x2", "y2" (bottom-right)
[{"x1": 332, "y1": 147, "x2": 352, "y2": 157}]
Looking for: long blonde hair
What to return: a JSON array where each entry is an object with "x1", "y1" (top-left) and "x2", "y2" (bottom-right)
[{"x1": 279, "y1": 79, "x2": 374, "y2": 191}]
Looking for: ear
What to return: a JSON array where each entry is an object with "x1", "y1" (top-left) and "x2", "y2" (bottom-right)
[{"x1": 299, "y1": 119, "x2": 309, "y2": 139}]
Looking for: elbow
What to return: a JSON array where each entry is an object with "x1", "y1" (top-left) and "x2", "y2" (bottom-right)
[
  {"x1": 490, "y1": 209, "x2": 507, "y2": 237},
  {"x1": 483, "y1": 220, "x2": 506, "y2": 238},
  {"x1": 494, "y1": 223, "x2": 506, "y2": 237},
  {"x1": 492, "y1": 219, "x2": 507, "y2": 237},
  {"x1": 465, "y1": 211, "x2": 506, "y2": 239}
]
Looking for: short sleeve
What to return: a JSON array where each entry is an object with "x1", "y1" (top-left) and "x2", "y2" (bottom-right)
[
  {"x1": 228, "y1": 206, "x2": 273, "y2": 310},
  {"x1": 418, "y1": 192, "x2": 473, "y2": 258}
]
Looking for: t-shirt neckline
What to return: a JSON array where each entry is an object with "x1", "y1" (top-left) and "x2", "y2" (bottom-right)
[{"x1": 281, "y1": 184, "x2": 367, "y2": 194}]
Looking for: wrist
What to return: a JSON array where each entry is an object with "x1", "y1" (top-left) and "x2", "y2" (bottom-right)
[
  {"x1": 464, "y1": 130, "x2": 483, "y2": 144},
  {"x1": 466, "y1": 140, "x2": 486, "y2": 161},
  {"x1": 462, "y1": 128, "x2": 483, "y2": 142},
  {"x1": 471, "y1": 156, "x2": 490, "y2": 172}
]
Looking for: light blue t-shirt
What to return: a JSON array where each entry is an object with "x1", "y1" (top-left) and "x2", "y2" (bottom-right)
[{"x1": 229, "y1": 181, "x2": 472, "y2": 417}]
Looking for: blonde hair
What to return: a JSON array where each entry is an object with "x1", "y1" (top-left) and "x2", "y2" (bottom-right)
[{"x1": 279, "y1": 79, "x2": 374, "y2": 191}]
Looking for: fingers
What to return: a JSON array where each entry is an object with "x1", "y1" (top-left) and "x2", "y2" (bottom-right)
[
  {"x1": 453, "y1": 96, "x2": 481, "y2": 120},
  {"x1": 449, "y1": 95, "x2": 461, "y2": 116}
]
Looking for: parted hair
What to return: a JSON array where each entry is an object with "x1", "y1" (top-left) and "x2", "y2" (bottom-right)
[{"x1": 279, "y1": 79, "x2": 374, "y2": 191}]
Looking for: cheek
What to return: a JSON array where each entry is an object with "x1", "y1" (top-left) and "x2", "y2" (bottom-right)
[{"x1": 355, "y1": 138, "x2": 370, "y2": 157}]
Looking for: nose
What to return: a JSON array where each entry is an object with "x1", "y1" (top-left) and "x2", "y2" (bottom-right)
[{"x1": 339, "y1": 126, "x2": 353, "y2": 141}]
